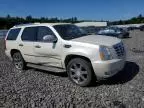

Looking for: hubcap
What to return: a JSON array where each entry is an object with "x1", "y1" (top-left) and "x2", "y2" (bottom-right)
[
  {"x1": 69, "y1": 63, "x2": 88, "y2": 84},
  {"x1": 13, "y1": 54, "x2": 23, "y2": 69}
]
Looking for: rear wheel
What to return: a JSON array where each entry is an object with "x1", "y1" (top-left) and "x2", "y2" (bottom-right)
[
  {"x1": 12, "y1": 52, "x2": 26, "y2": 70},
  {"x1": 67, "y1": 58, "x2": 94, "y2": 87}
]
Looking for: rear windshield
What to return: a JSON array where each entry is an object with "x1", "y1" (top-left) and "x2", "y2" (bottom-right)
[{"x1": 7, "y1": 28, "x2": 21, "y2": 40}]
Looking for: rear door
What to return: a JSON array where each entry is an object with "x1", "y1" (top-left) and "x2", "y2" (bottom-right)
[
  {"x1": 33, "y1": 26, "x2": 62, "y2": 67},
  {"x1": 18, "y1": 27, "x2": 37, "y2": 63}
]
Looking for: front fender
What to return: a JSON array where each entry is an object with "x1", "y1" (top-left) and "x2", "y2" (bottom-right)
[{"x1": 61, "y1": 47, "x2": 100, "y2": 68}]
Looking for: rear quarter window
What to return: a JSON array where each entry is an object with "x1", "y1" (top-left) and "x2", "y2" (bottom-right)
[{"x1": 7, "y1": 28, "x2": 21, "y2": 40}]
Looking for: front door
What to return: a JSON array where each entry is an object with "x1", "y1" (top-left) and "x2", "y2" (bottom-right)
[{"x1": 33, "y1": 26, "x2": 62, "y2": 68}]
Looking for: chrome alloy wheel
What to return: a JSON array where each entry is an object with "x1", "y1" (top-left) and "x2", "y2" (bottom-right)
[{"x1": 69, "y1": 63, "x2": 88, "y2": 84}]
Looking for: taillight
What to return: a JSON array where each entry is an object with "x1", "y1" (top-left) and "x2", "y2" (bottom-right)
[{"x1": 4, "y1": 36, "x2": 7, "y2": 50}]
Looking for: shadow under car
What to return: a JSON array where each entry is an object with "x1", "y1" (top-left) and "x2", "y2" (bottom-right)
[{"x1": 27, "y1": 61, "x2": 139, "y2": 86}]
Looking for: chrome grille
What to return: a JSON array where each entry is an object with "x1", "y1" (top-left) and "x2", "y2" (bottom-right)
[{"x1": 113, "y1": 42, "x2": 125, "y2": 57}]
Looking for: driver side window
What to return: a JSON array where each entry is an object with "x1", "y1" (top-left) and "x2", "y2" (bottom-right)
[{"x1": 37, "y1": 26, "x2": 56, "y2": 42}]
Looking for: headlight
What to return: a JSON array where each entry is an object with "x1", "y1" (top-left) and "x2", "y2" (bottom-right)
[{"x1": 99, "y1": 46, "x2": 113, "y2": 60}]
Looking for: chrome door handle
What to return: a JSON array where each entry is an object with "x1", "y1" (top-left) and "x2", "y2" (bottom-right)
[
  {"x1": 63, "y1": 44, "x2": 71, "y2": 48},
  {"x1": 35, "y1": 45, "x2": 41, "y2": 48},
  {"x1": 19, "y1": 44, "x2": 23, "y2": 46}
]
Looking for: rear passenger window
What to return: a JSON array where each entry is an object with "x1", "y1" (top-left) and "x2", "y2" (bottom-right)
[
  {"x1": 21, "y1": 27, "x2": 37, "y2": 41},
  {"x1": 7, "y1": 28, "x2": 21, "y2": 40},
  {"x1": 37, "y1": 26, "x2": 55, "y2": 41}
]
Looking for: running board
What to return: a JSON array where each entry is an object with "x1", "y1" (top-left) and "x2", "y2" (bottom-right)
[{"x1": 27, "y1": 63, "x2": 66, "y2": 72}]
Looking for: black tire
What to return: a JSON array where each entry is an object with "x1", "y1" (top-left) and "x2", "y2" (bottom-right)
[
  {"x1": 67, "y1": 58, "x2": 94, "y2": 87},
  {"x1": 12, "y1": 52, "x2": 26, "y2": 70}
]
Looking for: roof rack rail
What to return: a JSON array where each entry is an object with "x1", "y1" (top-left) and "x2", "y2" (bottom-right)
[{"x1": 13, "y1": 22, "x2": 40, "y2": 27}]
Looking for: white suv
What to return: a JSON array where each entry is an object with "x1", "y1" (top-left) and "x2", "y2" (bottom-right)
[{"x1": 5, "y1": 23, "x2": 126, "y2": 86}]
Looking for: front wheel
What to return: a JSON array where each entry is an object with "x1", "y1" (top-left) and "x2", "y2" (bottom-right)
[
  {"x1": 67, "y1": 58, "x2": 94, "y2": 87},
  {"x1": 12, "y1": 52, "x2": 26, "y2": 70}
]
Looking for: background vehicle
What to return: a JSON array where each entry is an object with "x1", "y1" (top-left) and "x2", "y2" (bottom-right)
[
  {"x1": 5, "y1": 23, "x2": 126, "y2": 86},
  {"x1": 0, "y1": 30, "x2": 8, "y2": 39},
  {"x1": 97, "y1": 27, "x2": 129, "y2": 38},
  {"x1": 80, "y1": 26, "x2": 104, "y2": 35},
  {"x1": 140, "y1": 25, "x2": 144, "y2": 31}
]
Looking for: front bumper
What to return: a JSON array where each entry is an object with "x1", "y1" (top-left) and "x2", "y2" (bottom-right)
[{"x1": 92, "y1": 58, "x2": 125, "y2": 79}]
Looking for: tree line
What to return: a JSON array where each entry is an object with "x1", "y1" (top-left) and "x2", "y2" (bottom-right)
[
  {"x1": 110, "y1": 14, "x2": 144, "y2": 25},
  {"x1": 0, "y1": 15, "x2": 80, "y2": 29},
  {"x1": 0, "y1": 14, "x2": 144, "y2": 29}
]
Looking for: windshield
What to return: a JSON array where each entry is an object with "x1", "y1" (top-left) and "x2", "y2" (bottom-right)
[{"x1": 53, "y1": 24, "x2": 87, "y2": 40}]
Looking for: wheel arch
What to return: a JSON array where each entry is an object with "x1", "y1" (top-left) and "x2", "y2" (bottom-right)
[
  {"x1": 10, "y1": 49, "x2": 21, "y2": 57},
  {"x1": 64, "y1": 54, "x2": 92, "y2": 68}
]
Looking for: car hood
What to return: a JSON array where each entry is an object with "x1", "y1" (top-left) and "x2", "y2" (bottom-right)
[{"x1": 71, "y1": 35, "x2": 121, "y2": 46}]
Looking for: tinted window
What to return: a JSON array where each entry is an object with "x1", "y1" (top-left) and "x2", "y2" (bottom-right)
[
  {"x1": 37, "y1": 26, "x2": 55, "y2": 41},
  {"x1": 7, "y1": 28, "x2": 21, "y2": 40},
  {"x1": 21, "y1": 27, "x2": 37, "y2": 41}
]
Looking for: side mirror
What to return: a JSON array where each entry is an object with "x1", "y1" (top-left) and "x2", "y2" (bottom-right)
[{"x1": 43, "y1": 35, "x2": 57, "y2": 43}]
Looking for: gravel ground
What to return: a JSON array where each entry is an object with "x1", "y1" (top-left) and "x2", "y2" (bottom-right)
[{"x1": 0, "y1": 30, "x2": 144, "y2": 108}]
